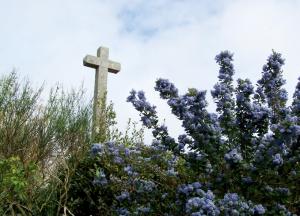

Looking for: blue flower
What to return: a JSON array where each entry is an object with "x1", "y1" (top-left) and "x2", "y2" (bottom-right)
[
  {"x1": 155, "y1": 78, "x2": 178, "y2": 99},
  {"x1": 252, "y1": 204, "x2": 265, "y2": 215},
  {"x1": 93, "y1": 169, "x2": 108, "y2": 186},
  {"x1": 192, "y1": 182, "x2": 202, "y2": 189},
  {"x1": 185, "y1": 196, "x2": 220, "y2": 215},
  {"x1": 126, "y1": 89, "x2": 136, "y2": 103},
  {"x1": 116, "y1": 191, "x2": 130, "y2": 202},
  {"x1": 292, "y1": 77, "x2": 300, "y2": 117},
  {"x1": 275, "y1": 187, "x2": 290, "y2": 196},
  {"x1": 256, "y1": 51, "x2": 288, "y2": 123},
  {"x1": 186, "y1": 197, "x2": 202, "y2": 212},
  {"x1": 218, "y1": 193, "x2": 254, "y2": 215},
  {"x1": 136, "y1": 206, "x2": 151, "y2": 214},
  {"x1": 124, "y1": 165, "x2": 138, "y2": 176},
  {"x1": 127, "y1": 89, "x2": 157, "y2": 128},
  {"x1": 114, "y1": 156, "x2": 123, "y2": 164},
  {"x1": 224, "y1": 148, "x2": 243, "y2": 165},
  {"x1": 134, "y1": 179, "x2": 156, "y2": 193},
  {"x1": 272, "y1": 153, "x2": 283, "y2": 166},
  {"x1": 212, "y1": 51, "x2": 236, "y2": 142},
  {"x1": 116, "y1": 207, "x2": 130, "y2": 216},
  {"x1": 223, "y1": 193, "x2": 239, "y2": 205},
  {"x1": 124, "y1": 148, "x2": 131, "y2": 156},
  {"x1": 141, "y1": 116, "x2": 152, "y2": 128},
  {"x1": 137, "y1": 90, "x2": 146, "y2": 100},
  {"x1": 191, "y1": 212, "x2": 202, "y2": 216},
  {"x1": 91, "y1": 143, "x2": 103, "y2": 155},
  {"x1": 242, "y1": 176, "x2": 253, "y2": 185},
  {"x1": 215, "y1": 51, "x2": 234, "y2": 79}
]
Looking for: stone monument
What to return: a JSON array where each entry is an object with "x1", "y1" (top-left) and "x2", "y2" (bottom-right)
[{"x1": 83, "y1": 46, "x2": 121, "y2": 140}]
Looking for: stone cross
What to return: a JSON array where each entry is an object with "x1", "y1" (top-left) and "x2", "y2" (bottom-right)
[{"x1": 83, "y1": 46, "x2": 121, "y2": 140}]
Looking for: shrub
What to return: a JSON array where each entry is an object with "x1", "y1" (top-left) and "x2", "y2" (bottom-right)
[
  {"x1": 2, "y1": 49, "x2": 300, "y2": 215},
  {"x1": 0, "y1": 72, "x2": 93, "y2": 214},
  {"x1": 59, "y1": 50, "x2": 299, "y2": 215},
  {"x1": 125, "y1": 50, "x2": 299, "y2": 215},
  {"x1": 0, "y1": 156, "x2": 38, "y2": 215},
  {"x1": 0, "y1": 72, "x2": 92, "y2": 166}
]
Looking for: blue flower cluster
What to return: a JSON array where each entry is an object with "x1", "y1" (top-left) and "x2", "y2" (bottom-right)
[
  {"x1": 154, "y1": 78, "x2": 178, "y2": 99},
  {"x1": 177, "y1": 183, "x2": 269, "y2": 215},
  {"x1": 224, "y1": 148, "x2": 243, "y2": 165},
  {"x1": 127, "y1": 90, "x2": 157, "y2": 128},
  {"x1": 126, "y1": 51, "x2": 300, "y2": 214},
  {"x1": 218, "y1": 193, "x2": 266, "y2": 215},
  {"x1": 185, "y1": 196, "x2": 219, "y2": 215},
  {"x1": 85, "y1": 50, "x2": 300, "y2": 215},
  {"x1": 256, "y1": 51, "x2": 288, "y2": 123},
  {"x1": 272, "y1": 153, "x2": 283, "y2": 166},
  {"x1": 177, "y1": 182, "x2": 219, "y2": 215},
  {"x1": 211, "y1": 51, "x2": 236, "y2": 143},
  {"x1": 155, "y1": 81, "x2": 223, "y2": 160},
  {"x1": 116, "y1": 191, "x2": 130, "y2": 202},
  {"x1": 235, "y1": 78, "x2": 270, "y2": 159},
  {"x1": 134, "y1": 179, "x2": 156, "y2": 193},
  {"x1": 292, "y1": 77, "x2": 300, "y2": 118},
  {"x1": 92, "y1": 168, "x2": 108, "y2": 186},
  {"x1": 215, "y1": 51, "x2": 235, "y2": 82},
  {"x1": 236, "y1": 79, "x2": 266, "y2": 130},
  {"x1": 127, "y1": 90, "x2": 179, "y2": 153}
]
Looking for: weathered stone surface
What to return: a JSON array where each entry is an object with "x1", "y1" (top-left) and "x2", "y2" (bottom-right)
[{"x1": 83, "y1": 46, "x2": 121, "y2": 140}]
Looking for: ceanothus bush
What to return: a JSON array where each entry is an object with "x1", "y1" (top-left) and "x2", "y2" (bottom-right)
[
  {"x1": 81, "y1": 51, "x2": 299, "y2": 215},
  {"x1": 126, "y1": 50, "x2": 300, "y2": 215}
]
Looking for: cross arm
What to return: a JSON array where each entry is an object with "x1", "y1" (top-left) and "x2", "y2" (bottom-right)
[
  {"x1": 108, "y1": 60, "x2": 121, "y2": 74},
  {"x1": 83, "y1": 53, "x2": 121, "y2": 74},
  {"x1": 83, "y1": 55, "x2": 100, "y2": 69}
]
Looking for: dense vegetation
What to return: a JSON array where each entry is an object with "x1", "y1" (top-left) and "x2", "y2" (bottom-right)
[
  {"x1": 0, "y1": 72, "x2": 143, "y2": 215},
  {"x1": 123, "y1": 51, "x2": 300, "y2": 215},
  {"x1": 0, "y1": 50, "x2": 299, "y2": 215}
]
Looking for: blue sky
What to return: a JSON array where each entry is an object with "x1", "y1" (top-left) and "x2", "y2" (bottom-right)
[{"x1": 1, "y1": 0, "x2": 300, "y2": 142}]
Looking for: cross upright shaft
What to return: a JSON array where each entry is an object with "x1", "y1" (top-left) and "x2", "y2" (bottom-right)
[{"x1": 83, "y1": 46, "x2": 121, "y2": 140}]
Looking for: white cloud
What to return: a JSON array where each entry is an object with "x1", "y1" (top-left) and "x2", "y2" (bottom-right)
[{"x1": 0, "y1": 0, "x2": 299, "y2": 143}]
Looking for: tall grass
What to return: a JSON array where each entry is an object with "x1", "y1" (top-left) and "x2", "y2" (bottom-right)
[
  {"x1": 0, "y1": 72, "x2": 92, "y2": 167},
  {"x1": 0, "y1": 72, "x2": 143, "y2": 215}
]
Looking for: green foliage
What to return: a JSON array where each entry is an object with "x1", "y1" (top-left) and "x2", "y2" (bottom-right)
[
  {"x1": 0, "y1": 72, "x2": 42, "y2": 163},
  {"x1": 0, "y1": 72, "x2": 144, "y2": 214},
  {"x1": 0, "y1": 72, "x2": 93, "y2": 214},
  {"x1": 56, "y1": 144, "x2": 183, "y2": 215},
  {"x1": 0, "y1": 72, "x2": 92, "y2": 165},
  {"x1": 52, "y1": 119, "x2": 144, "y2": 215},
  {"x1": 2, "y1": 49, "x2": 300, "y2": 215},
  {"x1": 93, "y1": 93, "x2": 144, "y2": 145},
  {"x1": 0, "y1": 156, "x2": 38, "y2": 215}
]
